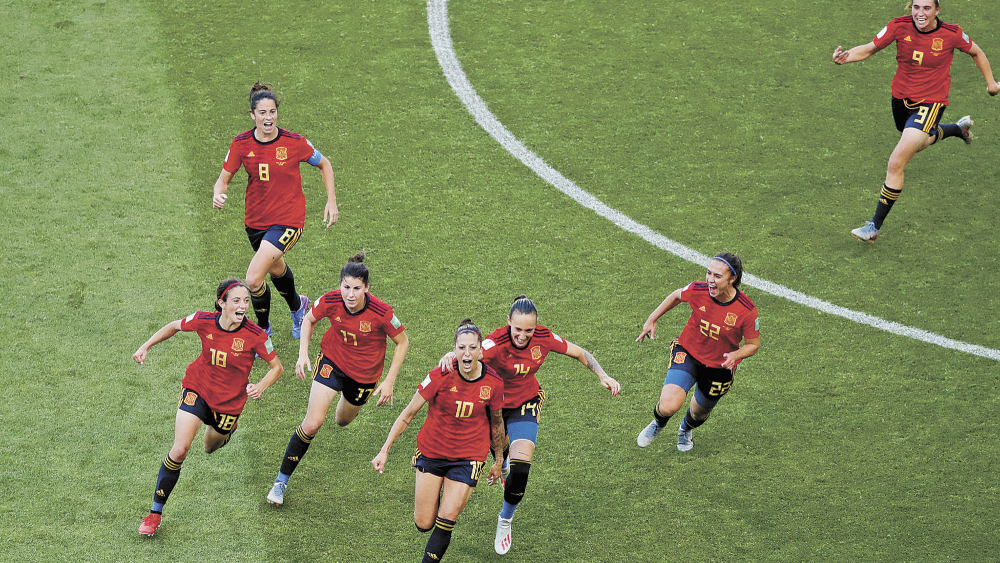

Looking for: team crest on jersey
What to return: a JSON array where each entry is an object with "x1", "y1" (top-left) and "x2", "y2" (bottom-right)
[
  {"x1": 184, "y1": 391, "x2": 198, "y2": 406},
  {"x1": 276, "y1": 147, "x2": 288, "y2": 160},
  {"x1": 359, "y1": 320, "x2": 372, "y2": 333},
  {"x1": 674, "y1": 352, "x2": 687, "y2": 364},
  {"x1": 531, "y1": 346, "x2": 542, "y2": 360},
  {"x1": 725, "y1": 313, "x2": 738, "y2": 327},
  {"x1": 231, "y1": 338, "x2": 245, "y2": 352},
  {"x1": 320, "y1": 365, "x2": 333, "y2": 378},
  {"x1": 932, "y1": 38, "x2": 944, "y2": 51},
  {"x1": 480, "y1": 386, "x2": 492, "y2": 400}
]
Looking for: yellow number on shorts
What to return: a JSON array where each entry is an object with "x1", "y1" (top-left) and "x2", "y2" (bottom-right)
[
  {"x1": 214, "y1": 413, "x2": 238, "y2": 431},
  {"x1": 912, "y1": 50, "x2": 924, "y2": 65},
  {"x1": 913, "y1": 105, "x2": 930, "y2": 125},
  {"x1": 708, "y1": 380, "x2": 732, "y2": 397},
  {"x1": 278, "y1": 228, "x2": 297, "y2": 245},
  {"x1": 699, "y1": 320, "x2": 721, "y2": 341},
  {"x1": 520, "y1": 400, "x2": 540, "y2": 417},
  {"x1": 210, "y1": 348, "x2": 228, "y2": 367},
  {"x1": 258, "y1": 163, "x2": 270, "y2": 181},
  {"x1": 455, "y1": 401, "x2": 474, "y2": 418},
  {"x1": 469, "y1": 461, "x2": 486, "y2": 481}
]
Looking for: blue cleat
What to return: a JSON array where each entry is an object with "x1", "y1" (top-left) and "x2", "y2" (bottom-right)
[
  {"x1": 290, "y1": 295, "x2": 310, "y2": 339},
  {"x1": 851, "y1": 221, "x2": 879, "y2": 243}
]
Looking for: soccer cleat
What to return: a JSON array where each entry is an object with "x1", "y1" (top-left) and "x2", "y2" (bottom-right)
[
  {"x1": 636, "y1": 420, "x2": 663, "y2": 448},
  {"x1": 290, "y1": 295, "x2": 310, "y2": 339},
  {"x1": 677, "y1": 427, "x2": 694, "y2": 452},
  {"x1": 138, "y1": 513, "x2": 161, "y2": 536},
  {"x1": 851, "y1": 221, "x2": 879, "y2": 243},
  {"x1": 267, "y1": 481, "x2": 287, "y2": 506},
  {"x1": 957, "y1": 115, "x2": 974, "y2": 144},
  {"x1": 494, "y1": 516, "x2": 513, "y2": 555}
]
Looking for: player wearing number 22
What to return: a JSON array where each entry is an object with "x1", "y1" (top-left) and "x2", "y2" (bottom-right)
[
  {"x1": 635, "y1": 253, "x2": 760, "y2": 452},
  {"x1": 213, "y1": 82, "x2": 339, "y2": 338},
  {"x1": 373, "y1": 319, "x2": 506, "y2": 563},
  {"x1": 265, "y1": 252, "x2": 409, "y2": 507},
  {"x1": 832, "y1": 1, "x2": 1000, "y2": 242},
  {"x1": 132, "y1": 280, "x2": 284, "y2": 536}
]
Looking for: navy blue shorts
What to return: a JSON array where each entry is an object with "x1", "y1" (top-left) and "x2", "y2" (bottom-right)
[
  {"x1": 661, "y1": 341, "x2": 734, "y2": 408},
  {"x1": 412, "y1": 452, "x2": 485, "y2": 487},
  {"x1": 312, "y1": 354, "x2": 377, "y2": 406},
  {"x1": 177, "y1": 388, "x2": 240, "y2": 435},
  {"x1": 245, "y1": 224, "x2": 303, "y2": 253},
  {"x1": 891, "y1": 97, "x2": 946, "y2": 134},
  {"x1": 502, "y1": 391, "x2": 545, "y2": 445}
]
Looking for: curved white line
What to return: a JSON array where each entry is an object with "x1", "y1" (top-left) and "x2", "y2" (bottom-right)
[{"x1": 426, "y1": 0, "x2": 999, "y2": 362}]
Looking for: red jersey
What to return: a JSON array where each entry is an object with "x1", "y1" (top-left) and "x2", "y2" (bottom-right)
[
  {"x1": 222, "y1": 128, "x2": 321, "y2": 230},
  {"x1": 482, "y1": 324, "x2": 569, "y2": 409},
  {"x1": 179, "y1": 312, "x2": 276, "y2": 414},
  {"x1": 311, "y1": 291, "x2": 405, "y2": 384},
  {"x1": 873, "y1": 16, "x2": 973, "y2": 105},
  {"x1": 416, "y1": 360, "x2": 504, "y2": 461},
  {"x1": 676, "y1": 282, "x2": 760, "y2": 369}
]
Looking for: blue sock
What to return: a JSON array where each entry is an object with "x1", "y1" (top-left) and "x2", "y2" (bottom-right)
[
  {"x1": 500, "y1": 500, "x2": 517, "y2": 520},
  {"x1": 939, "y1": 123, "x2": 962, "y2": 139},
  {"x1": 276, "y1": 471, "x2": 290, "y2": 485},
  {"x1": 151, "y1": 501, "x2": 165, "y2": 514}
]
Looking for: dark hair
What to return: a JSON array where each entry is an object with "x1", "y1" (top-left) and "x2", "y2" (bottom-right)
[
  {"x1": 340, "y1": 251, "x2": 370, "y2": 285},
  {"x1": 249, "y1": 81, "x2": 278, "y2": 111},
  {"x1": 454, "y1": 318, "x2": 482, "y2": 344},
  {"x1": 905, "y1": 1, "x2": 939, "y2": 9},
  {"x1": 509, "y1": 294, "x2": 538, "y2": 319},
  {"x1": 712, "y1": 252, "x2": 744, "y2": 288},
  {"x1": 216, "y1": 278, "x2": 247, "y2": 311}
]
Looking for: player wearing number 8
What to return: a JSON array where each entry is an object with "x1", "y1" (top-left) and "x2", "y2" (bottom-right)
[
  {"x1": 832, "y1": 1, "x2": 1000, "y2": 242},
  {"x1": 132, "y1": 280, "x2": 284, "y2": 536},
  {"x1": 212, "y1": 82, "x2": 339, "y2": 337},
  {"x1": 265, "y1": 252, "x2": 409, "y2": 507},
  {"x1": 372, "y1": 319, "x2": 506, "y2": 563},
  {"x1": 635, "y1": 253, "x2": 760, "y2": 452}
]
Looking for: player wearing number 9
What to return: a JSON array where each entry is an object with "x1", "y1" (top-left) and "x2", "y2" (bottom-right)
[
  {"x1": 832, "y1": 1, "x2": 1000, "y2": 243},
  {"x1": 132, "y1": 279, "x2": 284, "y2": 536},
  {"x1": 372, "y1": 319, "x2": 506, "y2": 563},
  {"x1": 635, "y1": 253, "x2": 760, "y2": 453},
  {"x1": 265, "y1": 252, "x2": 409, "y2": 507},
  {"x1": 212, "y1": 82, "x2": 339, "y2": 338}
]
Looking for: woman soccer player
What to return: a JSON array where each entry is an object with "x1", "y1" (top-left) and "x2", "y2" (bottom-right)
[
  {"x1": 832, "y1": 1, "x2": 999, "y2": 242},
  {"x1": 265, "y1": 251, "x2": 409, "y2": 506},
  {"x1": 635, "y1": 252, "x2": 760, "y2": 452},
  {"x1": 132, "y1": 279, "x2": 283, "y2": 536},
  {"x1": 212, "y1": 82, "x2": 339, "y2": 337},
  {"x1": 373, "y1": 319, "x2": 507, "y2": 563},
  {"x1": 438, "y1": 295, "x2": 620, "y2": 555}
]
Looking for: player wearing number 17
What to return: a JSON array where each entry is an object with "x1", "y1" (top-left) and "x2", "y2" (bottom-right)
[
  {"x1": 132, "y1": 280, "x2": 283, "y2": 536},
  {"x1": 213, "y1": 82, "x2": 339, "y2": 337},
  {"x1": 372, "y1": 319, "x2": 506, "y2": 563},
  {"x1": 635, "y1": 253, "x2": 760, "y2": 452},
  {"x1": 832, "y1": 1, "x2": 1000, "y2": 243},
  {"x1": 265, "y1": 252, "x2": 409, "y2": 507}
]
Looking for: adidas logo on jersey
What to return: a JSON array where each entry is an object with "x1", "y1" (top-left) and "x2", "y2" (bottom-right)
[{"x1": 449, "y1": 386, "x2": 458, "y2": 392}]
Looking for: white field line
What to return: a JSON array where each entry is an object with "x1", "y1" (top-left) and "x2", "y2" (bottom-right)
[{"x1": 426, "y1": 0, "x2": 999, "y2": 362}]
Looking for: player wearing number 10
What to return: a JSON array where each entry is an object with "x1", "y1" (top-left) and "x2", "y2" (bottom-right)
[
  {"x1": 832, "y1": 1, "x2": 1000, "y2": 242},
  {"x1": 372, "y1": 319, "x2": 506, "y2": 563},
  {"x1": 212, "y1": 82, "x2": 339, "y2": 337},
  {"x1": 635, "y1": 253, "x2": 760, "y2": 452},
  {"x1": 132, "y1": 280, "x2": 283, "y2": 536},
  {"x1": 266, "y1": 252, "x2": 409, "y2": 507}
]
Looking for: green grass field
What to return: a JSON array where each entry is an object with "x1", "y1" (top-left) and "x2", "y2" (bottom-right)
[{"x1": 4, "y1": 0, "x2": 999, "y2": 561}]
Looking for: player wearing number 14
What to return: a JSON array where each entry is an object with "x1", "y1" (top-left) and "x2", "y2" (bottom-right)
[{"x1": 635, "y1": 253, "x2": 760, "y2": 452}]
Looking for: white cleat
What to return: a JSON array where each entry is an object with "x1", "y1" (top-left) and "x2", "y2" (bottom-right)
[
  {"x1": 677, "y1": 427, "x2": 694, "y2": 452},
  {"x1": 267, "y1": 481, "x2": 286, "y2": 506},
  {"x1": 636, "y1": 420, "x2": 663, "y2": 448},
  {"x1": 956, "y1": 115, "x2": 974, "y2": 145},
  {"x1": 494, "y1": 516, "x2": 513, "y2": 555}
]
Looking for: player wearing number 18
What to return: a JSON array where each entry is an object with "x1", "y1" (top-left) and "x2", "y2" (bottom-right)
[
  {"x1": 132, "y1": 280, "x2": 283, "y2": 536},
  {"x1": 266, "y1": 252, "x2": 409, "y2": 507},
  {"x1": 372, "y1": 319, "x2": 506, "y2": 563},
  {"x1": 212, "y1": 82, "x2": 339, "y2": 337},
  {"x1": 832, "y1": 1, "x2": 1000, "y2": 242},
  {"x1": 635, "y1": 253, "x2": 760, "y2": 452}
]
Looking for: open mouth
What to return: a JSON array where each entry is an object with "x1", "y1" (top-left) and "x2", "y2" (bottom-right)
[{"x1": 461, "y1": 358, "x2": 474, "y2": 370}]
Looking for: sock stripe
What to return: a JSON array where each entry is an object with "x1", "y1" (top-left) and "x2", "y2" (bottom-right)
[{"x1": 295, "y1": 425, "x2": 314, "y2": 443}]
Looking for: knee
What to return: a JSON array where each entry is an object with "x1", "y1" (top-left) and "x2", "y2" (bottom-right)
[
  {"x1": 169, "y1": 445, "x2": 190, "y2": 463},
  {"x1": 335, "y1": 418, "x2": 352, "y2": 428},
  {"x1": 656, "y1": 397, "x2": 681, "y2": 417},
  {"x1": 300, "y1": 420, "x2": 323, "y2": 436}
]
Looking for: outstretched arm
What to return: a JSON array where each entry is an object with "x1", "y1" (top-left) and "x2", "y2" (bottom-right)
[
  {"x1": 636, "y1": 287, "x2": 684, "y2": 342},
  {"x1": 833, "y1": 42, "x2": 880, "y2": 65},
  {"x1": 562, "y1": 342, "x2": 620, "y2": 396},
  {"x1": 371, "y1": 391, "x2": 426, "y2": 473},
  {"x1": 317, "y1": 156, "x2": 339, "y2": 227}
]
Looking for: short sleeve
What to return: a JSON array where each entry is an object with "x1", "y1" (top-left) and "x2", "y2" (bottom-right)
[{"x1": 222, "y1": 138, "x2": 242, "y2": 174}]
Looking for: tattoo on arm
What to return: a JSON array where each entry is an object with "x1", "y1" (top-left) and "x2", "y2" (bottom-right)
[
  {"x1": 583, "y1": 351, "x2": 607, "y2": 378},
  {"x1": 490, "y1": 409, "x2": 507, "y2": 457}
]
